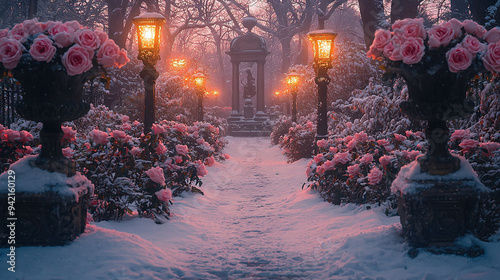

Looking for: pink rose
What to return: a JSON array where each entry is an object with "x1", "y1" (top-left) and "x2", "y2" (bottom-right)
[
  {"x1": 48, "y1": 21, "x2": 74, "y2": 36},
  {"x1": 313, "y1": 153, "x2": 324, "y2": 164},
  {"x1": 52, "y1": 32, "x2": 73, "y2": 48},
  {"x1": 1, "y1": 129, "x2": 20, "y2": 142},
  {"x1": 401, "y1": 18, "x2": 426, "y2": 39},
  {"x1": 367, "y1": 45, "x2": 382, "y2": 59},
  {"x1": 224, "y1": 154, "x2": 231, "y2": 159},
  {"x1": 316, "y1": 165, "x2": 325, "y2": 176},
  {"x1": 323, "y1": 160, "x2": 336, "y2": 171},
  {"x1": 405, "y1": 131, "x2": 413, "y2": 138},
  {"x1": 483, "y1": 27, "x2": 500, "y2": 44},
  {"x1": 152, "y1": 124, "x2": 164, "y2": 135},
  {"x1": 451, "y1": 130, "x2": 472, "y2": 141},
  {"x1": 65, "y1": 21, "x2": 82, "y2": 32},
  {"x1": 367, "y1": 167, "x2": 383, "y2": 185},
  {"x1": 459, "y1": 139, "x2": 479, "y2": 151},
  {"x1": 0, "y1": 38, "x2": 25, "y2": 69},
  {"x1": 83, "y1": 142, "x2": 91, "y2": 152},
  {"x1": 130, "y1": 147, "x2": 143, "y2": 156},
  {"x1": 97, "y1": 39, "x2": 120, "y2": 67},
  {"x1": 121, "y1": 115, "x2": 129, "y2": 123},
  {"x1": 316, "y1": 139, "x2": 328, "y2": 148},
  {"x1": 62, "y1": 45, "x2": 94, "y2": 76},
  {"x1": 116, "y1": 50, "x2": 130, "y2": 68},
  {"x1": 463, "y1": 20, "x2": 487, "y2": 38},
  {"x1": 173, "y1": 123, "x2": 188, "y2": 133},
  {"x1": 121, "y1": 123, "x2": 131, "y2": 131},
  {"x1": 401, "y1": 37, "x2": 425, "y2": 64},
  {"x1": 360, "y1": 154, "x2": 373, "y2": 165},
  {"x1": 29, "y1": 36, "x2": 56, "y2": 62},
  {"x1": 377, "y1": 139, "x2": 390, "y2": 147},
  {"x1": 372, "y1": 29, "x2": 392, "y2": 50},
  {"x1": 196, "y1": 160, "x2": 208, "y2": 176},
  {"x1": 24, "y1": 146, "x2": 33, "y2": 154},
  {"x1": 176, "y1": 144, "x2": 189, "y2": 156},
  {"x1": 0, "y1": 29, "x2": 8, "y2": 40},
  {"x1": 479, "y1": 142, "x2": 500, "y2": 155},
  {"x1": 379, "y1": 155, "x2": 392, "y2": 167},
  {"x1": 74, "y1": 29, "x2": 100, "y2": 51},
  {"x1": 155, "y1": 188, "x2": 172, "y2": 202},
  {"x1": 205, "y1": 156, "x2": 216, "y2": 167},
  {"x1": 89, "y1": 129, "x2": 109, "y2": 145},
  {"x1": 447, "y1": 18, "x2": 463, "y2": 36},
  {"x1": 392, "y1": 18, "x2": 412, "y2": 30},
  {"x1": 394, "y1": 133, "x2": 406, "y2": 141},
  {"x1": 28, "y1": 23, "x2": 45, "y2": 35},
  {"x1": 428, "y1": 22, "x2": 455, "y2": 48},
  {"x1": 95, "y1": 30, "x2": 108, "y2": 44},
  {"x1": 383, "y1": 40, "x2": 402, "y2": 61},
  {"x1": 155, "y1": 141, "x2": 168, "y2": 155},
  {"x1": 347, "y1": 139, "x2": 357, "y2": 151},
  {"x1": 333, "y1": 152, "x2": 351, "y2": 165},
  {"x1": 347, "y1": 164, "x2": 360, "y2": 177},
  {"x1": 446, "y1": 45, "x2": 473, "y2": 73},
  {"x1": 132, "y1": 120, "x2": 141, "y2": 126},
  {"x1": 329, "y1": 147, "x2": 338, "y2": 153},
  {"x1": 22, "y1": 19, "x2": 38, "y2": 31},
  {"x1": 174, "y1": 155, "x2": 183, "y2": 163},
  {"x1": 482, "y1": 42, "x2": 500, "y2": 73},
  {"x1": 62, "y1": 147, "x2": 75, "y2": 158},
  {"x1": 461, "y1": 35, "x2": 486, "y2": 55},
  {"x1": 19, "y1": 131, "x2": 33, "y2": 142},
  {"x1": 146, "y1": 167, "x2": 165, "y2": 185},
  {"x1": 354, "y1": 132, "x2": 368, "y2": 142},
  {"x1": 62, "y1": 126, "x2": 77, "y2": 141},
  {"x1": 10, "y1": 23, "x2": 28, "y2": 43},
  {"x1": 110, "y1": 130, "x2": 131, "y2": 142}
]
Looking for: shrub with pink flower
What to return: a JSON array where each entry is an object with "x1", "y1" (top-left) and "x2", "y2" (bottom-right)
[
  {"x1": 146, "y1": 166, "x2": 166, "y2": 185},
  {"x1": 155, "y1": 188, "x2": 172, "y2": 202},
  {"x1": 175, "y1": 144, "x2": 189, "y2": 156},
  {"x1": 89, "y1": 129, "x2": 108, "y2": 145}
]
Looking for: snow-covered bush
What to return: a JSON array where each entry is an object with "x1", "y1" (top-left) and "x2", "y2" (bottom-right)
[
  {"x1": 0, "y1": 124, "x2": 35, "y2": 171},
  {"x1": 270, "y1": 115, "x2": 293, "y2": 145},
  {"x1": 278, "y1": 114, "x2": 317, "y2": 162}
]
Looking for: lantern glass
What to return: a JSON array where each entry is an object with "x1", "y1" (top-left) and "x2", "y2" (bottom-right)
[
  {"x1": 194, "y1": 73, "x2": 205, "y2": 87},
  {"x1": 137, "y1": 24, "x2": 159, "y2": 50},
  {"x1": 286, "y1": 72, "x2": 299, "y2": 89},
  {"x1": 307, "y1": 30, "x2": 337, "y2": 68}
]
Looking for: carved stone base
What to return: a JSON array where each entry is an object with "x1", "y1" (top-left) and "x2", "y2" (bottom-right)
[
  {"x1": 392, "y1": 159, "x2": 488, "y2": 249},
  {"x1": 0, "y1": 155, "x2": 94, "y2": 247},
  {"x1": 418, "y1": 154, "x2": 461, "y2": 176},
  {"x1": 0, "y1": 190, "x2": 90, "y2": 247}
]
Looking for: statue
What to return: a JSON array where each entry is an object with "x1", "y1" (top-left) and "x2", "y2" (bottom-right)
[{"x1": 242, "y1": 69, "x2": 256, "y2": 100}]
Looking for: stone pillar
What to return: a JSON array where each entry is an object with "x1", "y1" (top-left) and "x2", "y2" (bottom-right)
[
  {"x1": 256, "y1": 61, "x2": 265, "y2": 113},
  {"x1": 231, "y1": 61, "x2": 240, "y2": 115}
]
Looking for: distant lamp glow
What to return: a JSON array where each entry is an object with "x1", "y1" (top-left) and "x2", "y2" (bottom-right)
[
  {"x1": 133, "y1": 12, "x2": 166, "y2": 64},
  {"x1": 275, "y1": 91, "x2": 280, "y2": 96},
  {"x1": 286, "y1": 72, "x2": 300, "y2": 123},
  {"x1": 213, "y1": 90, "x2": 219, "y2": 95},
  {"x1": 307, "y1": 30, "x2": 337, "y2": 70},
  {"x1": 171, "y1": 58, "x2": 187, "y2": 71},
  {"x1": 193, "y1": 72, "x2": 205, "y2": 88},
  {"x1": 286, "y1": 72, "x2": 299, "y2": 90}
]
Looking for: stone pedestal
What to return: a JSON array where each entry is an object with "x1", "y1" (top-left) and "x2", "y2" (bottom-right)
[
  {"x1": 0, "y1": 156, "x2": 94, "y2": 247},
  {"x1": 244, "y1": 99, "x2": 254, "y2": 119},
  {"x1": 392, "y1": 158, "x2": 489, "y2": 250}
]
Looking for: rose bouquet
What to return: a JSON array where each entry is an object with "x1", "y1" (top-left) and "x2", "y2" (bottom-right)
[
  {"x1": 0, "y1": 18, "x2": 130, "y2": 107},
  {"x1": 367, "y1": 18, "x2": 499, "y2": 105}
]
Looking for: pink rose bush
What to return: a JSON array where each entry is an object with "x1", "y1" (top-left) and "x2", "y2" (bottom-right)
[
  {"x1": 368, "y1": 18, "x2": 499, "y2": 75},
  {"x1": 0, "y1": 18, "x2": 129, "y2": 75}
]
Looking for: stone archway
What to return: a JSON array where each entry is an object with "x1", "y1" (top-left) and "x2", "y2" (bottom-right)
[{"x1": 226, "y1": 16, "x2": 271, "y2": 137}]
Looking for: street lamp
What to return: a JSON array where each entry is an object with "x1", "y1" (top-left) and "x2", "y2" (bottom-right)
[
  {"x1": 193, "y1": 72, "x2": 206, "y2": 121},
  {"x1": 171, "y1": 58, "x2": 187, "y2": 72},
  {"x1": 307, "y1": 30, "x2": 337, "y2": 142},
  {"x1": 133, "y1": 12, "x2": 166, "y2": 134},
  {"x1": 286, "y1": 72, "x2": 299, "y2": 122}
]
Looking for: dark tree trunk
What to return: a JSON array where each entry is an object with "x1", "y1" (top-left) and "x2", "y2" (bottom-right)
[
  {"x1": 450, "y1": 0, "x2": 469, "y2": 20},
  {"x1": 107, "y1": 0, "x2": 128, "y2": 48},
  {"x1": 28, "y1": 0, "x2": 37, "y2": 19},
  {"x1": 390, "y1": 0, "x2": 420, "y2": 23},
  {"x1": 294, "y1": 33, "x2": 309, "y2": 65},
  {"x1": 358, "y1": 0, "x2": 385, "y2": 48},
  {"x1": 280, "y1": 37, "x2": 292, "y2": 73}
]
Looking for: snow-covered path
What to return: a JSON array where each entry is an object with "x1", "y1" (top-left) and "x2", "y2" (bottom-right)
[{"x1": 3, "y1": 137, "x2": 500, "y2": 280}]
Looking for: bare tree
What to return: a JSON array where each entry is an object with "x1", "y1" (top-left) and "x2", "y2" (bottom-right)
[
  {"x1": 390, "y1": 0, "x2": 420, "y2": 23},
  {"x1": 358, "y1": 0, "x2": 385, "y2": 48},
  {"x1": 450, "y1": 0, "x2": 468, "y2": 20}
]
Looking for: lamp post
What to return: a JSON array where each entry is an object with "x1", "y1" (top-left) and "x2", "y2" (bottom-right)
[
  {"x1": 286, "y1": 72, "x2": 299, "y2": 123},
  {"x1": 133, "y1": 12, "x2": 166, "y2": 134},
  {"x1": 193, "y1": 72, "x2": 206, "y2": 121},
  {"x1": 307, "y1": 30, "x2": 336, "y2": 142}
]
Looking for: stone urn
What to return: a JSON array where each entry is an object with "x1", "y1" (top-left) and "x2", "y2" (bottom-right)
[
  {"x1": 0, "y1": 60, "x2": 96, "y2": 247},
  {"x1": 389, "y1": 64, "x2": 489, "y2": 250}
]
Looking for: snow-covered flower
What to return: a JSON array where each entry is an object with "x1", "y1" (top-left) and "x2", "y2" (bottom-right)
[
  {"x1": 459, "y1": 139, "x2": 479, "y2": 151},
  {"x1": 360, "y1": 154, "x2": 373, "y2": 165},
  {"x1": 347, "y1": 164, "x2": 360, "y2": 177},
  {"x1": 379, "y1": 155, "x2": 392, "y2": 167},
  {"x1": 146, "y1": 167, "x2": 165, "y2": 185},
  {"x1": 62, "y1": 147, "x2": 74, "y2": 158},
  {"x1": 152, "y1": 124, "x2": 164, "y2": 135},
  {"x1": 196, "y1": 160, "x2": 208, "y2": 177},
  {"x1": 110, "y1": 130, "x2": 131, "y2": 142},
  {"x1": 155, "y1": 188, "x2": 172, "y2": 202},
  {"x1": 62, "y1": 126, "x2": 77, "y2": 141},
  {"x1": 451, "y1": 129, "x2": 472, "y2": 141},
  {"x1": 175, "y1": 144, "x2": 189, "y2": 156},
  {"x1": 316, "y1": 139, "x2": 328, "y2": 148},
  {"x1": 130, "y1": 147, "x2": 143, "y2": 156},
  {"x1": 479, "y1": 142, "x2": 500, "y2": 155},
  {"x1": 313, "y1": 153, "x2": 324, "y2": 164},
  {"x1": 121, "y1": 122, "x2": 132, "y2": 131},
  {"x1": 367, "y1": 167, "x2": 383, "y2": 185},
  {"x1": 89, "y1": 129, "x2": 108, "y2": 145},
  {"x1": 333, "y1": 152, "x2": 351, "y2": 165},
  {"x1": 155, "y1": 141, "x2": 167, "y2": 155},
  {"x1": 205, "y1": 156, "x2": 215, "y2": 167},
  {"x1": 394, "y1": 133, "x2": 407, "y2": 142},
  {"x1": 18, "y1": 131, "x2": 33, "y2": 143}
]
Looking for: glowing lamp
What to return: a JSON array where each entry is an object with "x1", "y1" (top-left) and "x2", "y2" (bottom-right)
[
  {"x1": 193, "y1": 72, "x2": 205, "y2": 88},
  {"x1": 171, "y1": 59, "x2": 187, "y2": 71},
  {"x1": 133, "y1": 12, "x2": 166, "y2": 64},
  {"x1": 307, "y1": 30, "x2": 337, "y2": 70},
  {"x1": 286, "y1": 72, "x2": 299, "y2": 90}
]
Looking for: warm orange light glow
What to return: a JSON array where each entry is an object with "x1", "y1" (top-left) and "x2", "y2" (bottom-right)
[
  {"x1": 213, "y1": 90, "x2": 219, "y2": 95},
  {"x1": 171, "y1": 59, "x2": 187, "y2": 71},
  {"x1": 286, "y1": 72, "x2": 299, "y2": 89},
  {"x1": 316, "y1": 40, "x2": 333, "y2": 59},
  {"x1": 307, "y1": 30, "x2": 337, "y2": 69},
  {"x1": 275, "y1": 91, "x2": 280, "y2": 96},
  {"x1": 193, "y1": 73, "x2": 205, "y2": 88}
]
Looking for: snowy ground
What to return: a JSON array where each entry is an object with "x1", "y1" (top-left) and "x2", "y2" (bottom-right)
[{"x1": 2, "y1": 136, "x2": 500, "y2": 280}]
